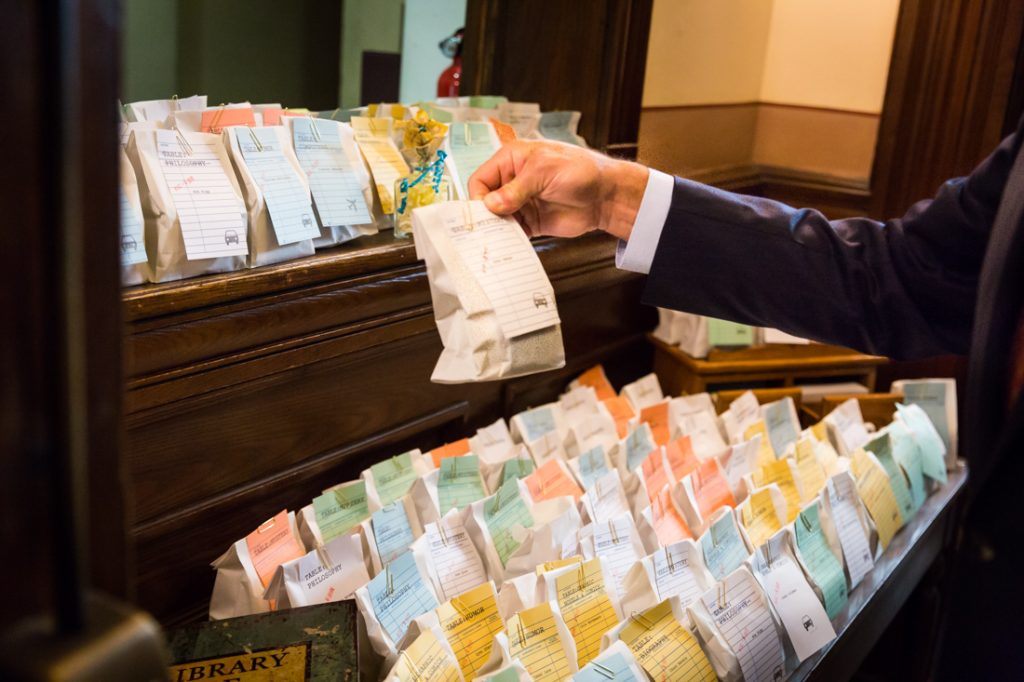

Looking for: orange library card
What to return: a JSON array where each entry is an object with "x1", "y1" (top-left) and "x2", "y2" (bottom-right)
[
  {"x1": 576, "y1": 365, "x2": 616, "y2": 401},
  {"x1": 691, "y1": 458, "x2": 736, "y2": 518},
  {"x1": 489, "y1": 117, "x2": 517, "y2": 144},
  {"x1": 641, "y1": 448, "x2": 671, "y2": 503},
  {"x1": 640, "y1": 401, "x2": 671, "y2": 446},
  {"x1": 245, "y1": 510, "x2": 305, "y2": 588},
  {"x1": 526, "y1": 459, "x2": 583, "y2": 502},
  {"x1": 664, "y1": 436, "x2": 700, "y2": 481},
  {"x1": 200, "y1": 107, "x2": 256, "y2": 134},
  {"x1": 260, "y1": 107, "x2": 284, "y2": 126},
  {"x1": 652, "y1": 486, "x2": 692, "y2": 546},
  {"x1": 431, "y1": 438, "x2": 471, "y2": 468},
  {"x1": 602, "y1": 396, "x2": 636, "y2": 438}
]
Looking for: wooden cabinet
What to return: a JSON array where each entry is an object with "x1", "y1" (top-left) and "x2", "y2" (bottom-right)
[{"x1": 123, "y1": 233, "x2": 655, "y2": 625}]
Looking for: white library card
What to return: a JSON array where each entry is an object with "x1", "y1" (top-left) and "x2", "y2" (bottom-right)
[
  {"x1": 236, "y1": 127, "x2": 318, "y2": 245},
  {"x1": 593, "y1": 514, "x2": 642, "y2": 598},
  {"x1": 437, "y1": 201, "x2": 560, "y2": 338},
  {"x1": 825, "y1": 473, "x2": 874, "y2": 588},
  {"x1": 424, "y1": 515, "x2": 487, "y2": 601},
  {"x1": 652, "y1": 541, "x2": 705, "y2": 608},
  {"x1": 291, "y1": 118, "x2": 373, "y2": 227},
  {"x1": 119, "y1": 188, "x2": 147, "y2": 266},
  {"x1": 701, "y1": 567, "x2": 785, "y2": 682},
  {"x1": 751, "y1": 533, "x2": 835, "y2": 661},
  {"x1": 284, "y1": 532, "x2": 369, "y2": 604},
  {"x1": 156, "y1": 130, "x2": 247, "y2": 259}
]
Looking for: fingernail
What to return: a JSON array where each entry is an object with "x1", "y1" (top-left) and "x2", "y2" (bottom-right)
[{"x1": 483, "y1": 193, "x2": 502, "y2": 211}]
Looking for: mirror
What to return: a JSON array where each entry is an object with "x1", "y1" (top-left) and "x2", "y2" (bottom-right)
[
  {"x1": 121, "y1": 0, "x2": 467, "y2": 109},
  {"x1": 637, "y1": 0, "x2": 900, "y2": 187}
]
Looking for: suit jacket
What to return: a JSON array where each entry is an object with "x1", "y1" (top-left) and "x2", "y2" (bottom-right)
[{"x1": 642, "y1": 118, "x2": 1024, "y2": 497}]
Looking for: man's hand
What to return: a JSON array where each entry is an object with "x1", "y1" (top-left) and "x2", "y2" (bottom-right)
[{"x1": 468, "y1": 140, "x2": 649, "y2": 241}]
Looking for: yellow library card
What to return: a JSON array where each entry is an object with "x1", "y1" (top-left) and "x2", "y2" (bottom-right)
[
  {"x1": 810, "y1": 419, "x2": 829, "y2": 444},
  {"x1": 741, "y1": 487, "x2": 783, "y2": 548},
  {"x1": 850, "y1": 447, "x2": 872, "y2": 479},
  {"x1": 391, "y1": 629, "x2": 461, "y2": 682},
  {"x1": 751, "y1": 459, "x2": 800, "y2": 522},
  {"x1": 350, "y1": 116, "x2": 409, "y2": 214},
  {"x1": 436, "y1": 582, "x2": 504, "y2": 679},
  {"x1": 744, "y1": 420, "x2": 777, "y2": 467},
  {"x1": 794, "y1": 438, "x2": 827, "y2": 501},
  {"x1": 507, "y1": 603, "x2": 573, "y2": 682},
  {"x1": 856, "y1": 465, "x2": 904, "y2": 550},
  {"x1": 554, "y1": 558, "x2": 620, "y2": 667},
  {"x1": 537, "y1": 555, "x2": 583, "y2": 575},
  {"x1": 620, "y1": 599, "x2": 717, "y2": 682}
]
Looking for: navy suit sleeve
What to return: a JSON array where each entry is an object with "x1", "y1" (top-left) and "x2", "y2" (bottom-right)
[{"x1": 642, "y1": 127, "x2": 1024, "y2": 360}]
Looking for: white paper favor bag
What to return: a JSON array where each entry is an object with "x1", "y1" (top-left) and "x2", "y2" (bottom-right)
[
  {"x1": 129, "y1": 129, "x2": 248, "y2": 282},
  {"x1": 413, "y1": 201, "x2": 565, "y2": 383},
  {"x1": 225, "y1": 125, "x2": 318, "y2": 267}
]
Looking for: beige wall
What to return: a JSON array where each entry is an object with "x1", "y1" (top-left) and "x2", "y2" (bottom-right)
[
  {"x1": 643, "y1": 0, "x2": 899, "y2": 113},
  {"x1": 642, "y1": 0, "x2": 773, "y2": 107},
  {"x1": 759, "y1": 0, "x2": 900, "y2": 113}
]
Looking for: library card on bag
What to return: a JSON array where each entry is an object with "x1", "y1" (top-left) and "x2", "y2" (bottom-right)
[
  {"x1": 751, "y1": 532, "x2": 835, "y2": 661},
  {"x1": 702, "y1": 567, "x2": 785, "y2": 682},
  {"x1": 424, "y1": 513, "x2": 487, "y2": 600},
  {"x1": 291, "y1": 117, "x2": 373, "y2": 227},
  {"x1": 414, "y1": 200, "x2": 564, "y2": 383},
  {"x1": 506, "y1": 602, "x2": 575, "y2": 682},
  {"x1": 235, "y1": 127, "x2": 319, "y2": 245},
  {"x1": 620, "y1": 599, "x2": 717, "y2": 681},
  {"x1": 436, "y1": 582, "x2": 504, "y2": 679},
  {"x1": 554, "y1": 558, "x2": 620, "y2": 667},
  {"x1": 155, "y1": 129, "x2": 247, "y2": 260}
]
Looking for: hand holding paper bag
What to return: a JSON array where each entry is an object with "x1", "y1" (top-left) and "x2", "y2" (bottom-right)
[{"x1": 413, "y1": 200, "x2": 565, "y2": 383}]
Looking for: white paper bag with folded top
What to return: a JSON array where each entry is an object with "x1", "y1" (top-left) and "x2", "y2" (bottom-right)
[
  {"x1": 262, "y1": 532, "x2": 370, "y2": 609},
  {"x1": 283, "y1": 116, "x2": 381, "y2": 248},
  {"x1": 209, "y1": 510, "x2": 305, "y2": 619},
  {"x1": 413, "y1": 200, "x2": 565, "y2": 383},
  {"x1": 504, "y1": 497, "x2": 583, "y2": 579},
  {"x1": 496, "y1": 571, "x2": 544, "y2": 621},
  {"x1": 473, "y1": 633, "x2": 535, "y2": 681},
  {"x1": 470, "y1": 418, "x2": 517, "y2": 465},
  {"x1": 224, "y1": 126, "x2": 318, "y2": 267},
  {"x1": 119, "y1": 146, "x2": 149, "y2": 285},
  {"x1": 621, "y1": 373, "x2": 664, "y2": 412},
  {"x1": 128, "y1": 128, "x2": 248, "y2": 282},
  {"x1": 563, "y1": 411, "x2": 619, "y2": 459}
]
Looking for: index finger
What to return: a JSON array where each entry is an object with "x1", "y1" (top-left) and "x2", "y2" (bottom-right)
[{"x1": 468, "y1": 145, "x2": 514, "y2": 200}]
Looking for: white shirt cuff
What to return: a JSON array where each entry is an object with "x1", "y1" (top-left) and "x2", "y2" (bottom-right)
[{"x1": 615, "y1": 168, "x2": 674, "y2": 274}]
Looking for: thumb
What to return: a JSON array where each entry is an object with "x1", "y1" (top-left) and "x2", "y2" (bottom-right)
[{"x1": 483, "y1": 175, "x2": 539, "y2": 215}]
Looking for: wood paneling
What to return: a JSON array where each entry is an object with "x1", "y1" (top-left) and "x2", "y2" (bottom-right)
[
  {"x1": 462, "y1": 0, "x2": 653, "y2": 157},
  {"x1": 1, "y1": 0, "x2": 128, "y2": 633},
  {"x1": 124, "y1": 233, "x2": 655, "y2": 625},
  {"x1": 871, "y1": 0, "x2": 1024, "y2": 218},
  {"x1": 639, "y1": 103, "x2": 880, "y2": 182}
]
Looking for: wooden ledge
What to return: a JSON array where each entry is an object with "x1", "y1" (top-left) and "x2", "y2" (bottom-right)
[{"x1": 123, "y1": 231, "x2": 623, "y2": 322}]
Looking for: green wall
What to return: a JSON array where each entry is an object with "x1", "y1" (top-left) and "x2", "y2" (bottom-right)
[
  {"x1": 121, "y1": 0, "x2": 416, "y2": 110},
  {"x1": 340, "y1": 0, "x2": 404, "y2": 108},
  {"x1": 121, "y1": 0, "x2": 178, "y2": 102}
]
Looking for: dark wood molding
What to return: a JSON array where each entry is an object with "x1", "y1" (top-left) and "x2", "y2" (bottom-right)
[
  {"x1": 688, "y1": 163, "x2": 872, "y2": 219},
  {"x1": 870, "y1": 0, "x2": 1024, "y2": 218},
  {"x1": 642, "y1": 101, "x2": 883, "y2": 119},
  {"x1": 462, "y1": 0, "x2": 653, "y2": 157}
]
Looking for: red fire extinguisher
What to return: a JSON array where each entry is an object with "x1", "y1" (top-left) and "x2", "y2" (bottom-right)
[{"x1": 437, "y1": 28, "x2": 464, "y2": 98}]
